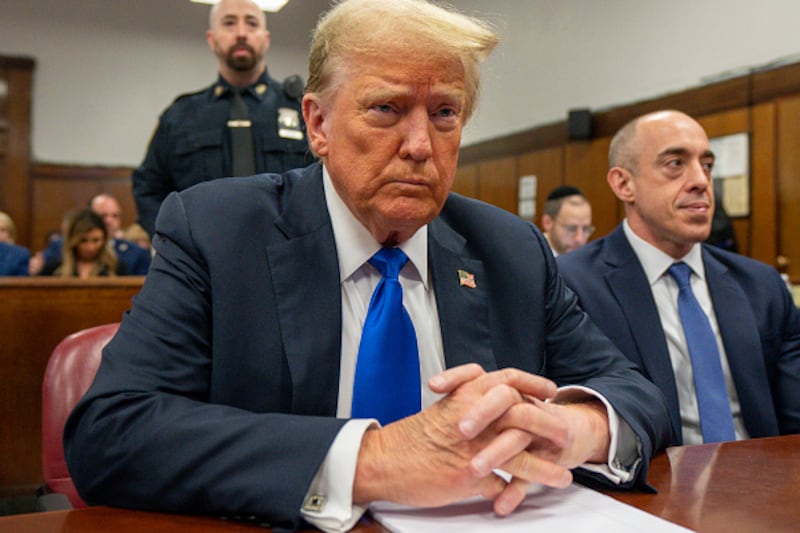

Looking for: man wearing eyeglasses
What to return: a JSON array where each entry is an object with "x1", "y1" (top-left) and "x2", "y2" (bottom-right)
[{"x1": 541, "y1": 186, "x2": 594, "y2": 256}]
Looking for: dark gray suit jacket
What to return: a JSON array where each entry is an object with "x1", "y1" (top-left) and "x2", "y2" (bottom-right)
[
  {"x1": 65, "y1": 164, "x2": 670, "y2": 530},
  {"x1": 558, "y1": 225, "x2": 800, "y2": 446}
]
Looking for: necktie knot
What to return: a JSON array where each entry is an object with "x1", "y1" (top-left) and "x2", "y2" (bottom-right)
[
  {"x1": 668, "y1": 262, "x2": 692, "y2": 288},
  {"x1": 369, "y1": 248, "x2": 408, "y2": 280}
]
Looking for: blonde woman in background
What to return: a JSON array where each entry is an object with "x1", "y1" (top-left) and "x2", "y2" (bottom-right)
[
  {"x1": 0, "y1": 211, "x2": 18, "y2": 244},
  {"x1": 40, "y1": 209, "x2": 125, "y2": 278}
]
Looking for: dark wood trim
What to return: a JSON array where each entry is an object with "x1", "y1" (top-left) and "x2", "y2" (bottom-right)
[
  {"x1": 0, "y1": 276, "x2": 145, "y2": 289},
  {"x1": 460, "y1": 66, "x2": 765, "y2": 161},
  {"x1": 591, "y1": 76, "x2": 750, "y2": 138},
  {"x1": 459, "y1": 121, "x2": 565, "y2": 165},
  {"x1": 0, "y1": 56, "x2": 35, "y2": 71},
  {"x1": 32, "y1": 163, "x2": 134, "y2": 181},
  {"x1": 752, "y1": 61, "x2": 800, "y2": 104}
]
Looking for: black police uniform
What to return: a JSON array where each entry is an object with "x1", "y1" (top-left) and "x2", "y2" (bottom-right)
[{"x1": 132, "y1": 69, "x2": 314, "y2": 235}]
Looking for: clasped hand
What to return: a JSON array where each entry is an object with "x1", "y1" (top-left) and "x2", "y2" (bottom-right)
[{"x1": 353, "y1": 363, "x2": 610, "y2": 515}]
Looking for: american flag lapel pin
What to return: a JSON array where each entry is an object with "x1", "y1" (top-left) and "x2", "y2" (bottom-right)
[{"x1": 458, "y1": 269, "x2": 476, "y2": 288}]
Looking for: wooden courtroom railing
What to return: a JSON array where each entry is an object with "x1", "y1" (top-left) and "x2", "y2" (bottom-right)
[{"x1": 0, "y1": 277, "x2": 143, "y2": 497}]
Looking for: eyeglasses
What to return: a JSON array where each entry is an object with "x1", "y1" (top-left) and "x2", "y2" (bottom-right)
[{"x1": 558, "y1": 223, "x2": 595, "y2": 237}]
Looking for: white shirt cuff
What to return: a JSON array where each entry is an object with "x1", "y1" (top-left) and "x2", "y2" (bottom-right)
[
  {"x1": 552, "y1": 385, "x2": 639, "y2": 484},
  {"x1": 301, "y1": 418, "x2": 377, "y2": 533}
]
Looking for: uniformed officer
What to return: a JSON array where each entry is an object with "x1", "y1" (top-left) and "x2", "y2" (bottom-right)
[{"x1": 132, "y1": 0, "x2": 314, "y2": 236}]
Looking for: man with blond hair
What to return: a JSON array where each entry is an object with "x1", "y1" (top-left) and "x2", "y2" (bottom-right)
[
  {"x1": 67, "y1": 1, "x2": 669, "y2": 531},
  {"x1": 132, "y1": 0, "x2": 312, "y2": 236}
]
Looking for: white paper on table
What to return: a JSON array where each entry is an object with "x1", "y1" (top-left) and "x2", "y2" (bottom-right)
[{"x1": 369, "y1": 482, "x2": 694, "y2": 533}]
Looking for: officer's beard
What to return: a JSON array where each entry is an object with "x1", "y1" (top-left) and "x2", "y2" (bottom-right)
[{"x1": 222, "y1": 43, "x2": 262, "y2": 72}]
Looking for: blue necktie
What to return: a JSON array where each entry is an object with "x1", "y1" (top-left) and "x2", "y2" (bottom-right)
[
  {"x1": 352, "y1": 248, "x2": 421, "y2": 425},
  {"x1": 668, "y1": 262, "x2": 736, "y2": 443}
]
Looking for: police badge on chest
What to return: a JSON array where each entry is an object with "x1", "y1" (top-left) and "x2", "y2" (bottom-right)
[{"x1": 277, "y1": 108, "x2": 304, "y2": 140}]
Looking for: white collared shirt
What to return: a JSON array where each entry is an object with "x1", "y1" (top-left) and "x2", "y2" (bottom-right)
[
  {"x1": 622, "y1": 220, "x2": 748, "y2": 444},
  {"x1": 301, "y1": 168, "x2": 634, "y2": 532}
]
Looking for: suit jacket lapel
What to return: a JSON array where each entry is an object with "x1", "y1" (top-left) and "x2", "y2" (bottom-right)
[
  {"x1": 428, "y1": 218, "x2": 496, "y2": 372},
  {"x1": 266, "y1": 165, "x2": 342, "y2": 416},
  {"x1": 703, "y1": 248, "x2": 776, "y2": 435},
  {"x1": 604, "y1": 227, "x2": 683, "y2": 441}
]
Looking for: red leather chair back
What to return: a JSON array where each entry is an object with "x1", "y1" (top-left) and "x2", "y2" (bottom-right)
[{"x1": 41, "y1": 322, "x2": 119, "y2": 508}]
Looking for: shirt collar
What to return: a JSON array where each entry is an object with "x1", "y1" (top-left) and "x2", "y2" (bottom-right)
[
  {"x1": 623, "y1": 219, "x2": 705, "y2": 285},
  {"x1": 323, "y1": 166, "x2": 428, "y2": 287},
  {"x1": 212, "y1": 69, "x2": 270, "y2": 101}
]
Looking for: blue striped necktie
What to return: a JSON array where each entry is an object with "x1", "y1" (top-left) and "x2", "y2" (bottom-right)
[
  {"x1": 668, "y1": 262, "x2": 736, "y2": 443},
  {"x1": 351, "y1": 248, "x2": 421, "y2": 425}
]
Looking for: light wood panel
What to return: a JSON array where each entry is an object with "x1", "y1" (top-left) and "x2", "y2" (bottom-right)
[
  {"x1": 564, "y1": 138, "x2": 618, "y2": 240},
  {"x1": 452, "y1": 163, "x2": 479, "y2": 199},
  {"x1": 751, "y1": 102, "x2": 778, "y2": 266},
  {"x1": 517, "y1": 146, "x2": 563, "y2": 228},
  {"x1": 477, "y1": 156, "x2": 518, "y2": 215},
  {"x1": 777, "y1": 95, "x2": 800, "y2": 280}
]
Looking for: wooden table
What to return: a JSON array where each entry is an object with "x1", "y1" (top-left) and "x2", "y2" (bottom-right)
[
  {"x1": 607, "y1": 434, "x2": 800, "y2": 532},
  {"x1": 2, "y1": 435, "x2": 797, "y2": 532}
]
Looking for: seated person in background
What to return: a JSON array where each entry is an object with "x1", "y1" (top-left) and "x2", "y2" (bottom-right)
[
  {"x1": 65, "y1": 1, "x2": 670, "y2": 531},
  {"x1": 34, "y1": 194, "x2": 151, "y2": 276},
  {"x1": 0, "y1": 210, "x2": 20, "y2": 245},
  {"x1": 0, "y1": 211, "x2": 30, "y2": 276},
  {"x1": 40, "y1": 209, "x2": 126, "y2": 278},
  {"x1": 90, "y1": 194, "x2": 151, "y2": 274},
  {"x1": 122, "y1": 222, "x2": 152, "y2": 252},
  {"x1": 0, "y1": 241, "x2": 30, "y2": 276},
  {"x1": 28, "y1": 212, "x2": 73, "y2": 275},
  {"x1": 558, "y1": 110, "x2": 800, "y2": 446},
  {"x1": 541, "y1": 186, "x2": 594, "y2": 256}
]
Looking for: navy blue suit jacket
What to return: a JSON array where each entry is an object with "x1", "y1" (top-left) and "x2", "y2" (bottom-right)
[
  {"x1": 558, "y1": 225, "x2": 800, "y2": 445},
  {"x1": 0, "y1": 242, "x2": 30, "y2": 276},
  {"x1": 65, "y1": 164, "x2": 670, "y2": 529},
  {"x1": 112, "y1": 239, "x2": 151, "y2": 275}
]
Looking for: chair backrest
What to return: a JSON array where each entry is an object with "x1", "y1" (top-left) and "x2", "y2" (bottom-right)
[{"x1": 41, "y1": 322, "x2": 119, "y2": 508}]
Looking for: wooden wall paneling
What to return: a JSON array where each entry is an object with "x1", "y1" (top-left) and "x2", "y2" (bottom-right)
[
  {"x1": 477, "y1": 156, "x2": 518, "y2": 215},
  {"x1": 696, "y1": 108, "x2": 752, "y2": 256},
  {"x1": 29, "y1": 164, "x2": 135, "y2": 252},
  {"x1": 0, "y1": 57, "x2": 34, "y2": 247},
  {"x1": 777, "y1": 95, "x2": 800, "y2": 280},
  {"x1": 752, "y1": 61, "x2": 800, "y2": 105},
  {"x1": 750, "y1": 102, "x2": 778, "y2": 266},
  {"x1": 0, "y1": 278, "x2": 143, "y2": 497},
  {"x1": 517, "y1": 146, "x2": 563, "y2": 228},
  {"x1": 564, "y1": 138, "x2": 619, "y2": 240},
  {"x1": 696, "y1": 108, "x2": 748, "y2": 136},
  {"x1": 459, "y1": 122, "x2": 566, "y2": 166},
  {"x1": 591, "y1": 77, "x2": 750, "y2": 139},
  {"x1": 452, "y1": 163, "x2": 479, "y2": 199}
]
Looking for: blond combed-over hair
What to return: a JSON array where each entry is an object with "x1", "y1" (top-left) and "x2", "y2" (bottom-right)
[{"x1": 306, "y1": 0, "x2": 498, "y2": 124}]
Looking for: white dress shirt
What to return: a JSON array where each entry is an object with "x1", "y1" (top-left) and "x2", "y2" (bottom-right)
[
  {"x1": 622, "y1": 220, "x2": 749, "y2": 445},
  {"x1": 301, "y1": 168, "x2": 636, "y2": 532}
]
